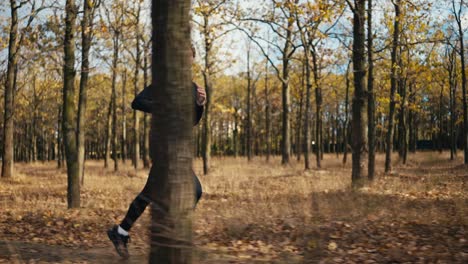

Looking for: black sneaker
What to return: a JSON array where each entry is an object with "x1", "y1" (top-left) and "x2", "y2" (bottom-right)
[{"x1": 107, "y1": 225, "x2": 130, "y2": 258}]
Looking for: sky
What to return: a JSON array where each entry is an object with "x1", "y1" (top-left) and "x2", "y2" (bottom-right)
[{"x1": 0, "y1": 0, "x2": 467, "y2": 77}]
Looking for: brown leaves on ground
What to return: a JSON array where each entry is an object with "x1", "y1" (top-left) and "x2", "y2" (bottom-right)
[{"x1": 0, "y1": 152, "x2": 467, "y2": 263}]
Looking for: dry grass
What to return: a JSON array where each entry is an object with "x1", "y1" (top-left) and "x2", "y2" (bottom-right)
[{"x1": 0, "y1": 152, "x2": 467, "y2": 263}]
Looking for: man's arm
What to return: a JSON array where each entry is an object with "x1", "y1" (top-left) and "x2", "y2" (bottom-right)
[
  {"x1": 131, "y1": 85, "x2": 153, "y2": 113},
  {"x1": 132, "y1": 82, "x2": 207, "y2": 126}
]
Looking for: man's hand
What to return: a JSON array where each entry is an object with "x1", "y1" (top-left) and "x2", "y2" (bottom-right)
[{"x1": 196, "y1": 84, "x2": 207, "y2": 106}]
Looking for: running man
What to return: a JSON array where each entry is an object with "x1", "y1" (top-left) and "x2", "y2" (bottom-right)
[{"x1": 107, "y1": 80, "x2": 206, "y2": 258}]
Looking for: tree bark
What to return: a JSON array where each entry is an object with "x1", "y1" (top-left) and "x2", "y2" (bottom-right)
[
  {"x1": 343, "y1": 62, "x2": 350, "y2": 164},
  {"x1": 265, "y1": 60, "x2": 271, "y2": 162},
  {"x1": 448, "y1": 46, "x2": 458, "y2": 160},
  {"x1": 78, "y1": 0, "x2": 94, "y2": 185},
  {"x1": 280, "y1": 15, "x2": 294, "y2": 165},
  {"x1": 246, "y1": 47, "x2": 252, "y2": 161},
  {"x1": 104, "y1": 100, "x2": 112, "y2": 168},
  {"x1": 385, "y1": 0, "x2": 400, "y2": 173},
  {"x1": 351, "y1": 0, "x2": 367, "y2": 186},
  {"x1": 367, "y1": 0, "x2": 376, "y2": 180},
  {"x1": 202, "y1": 13, "x2": 212, "y2": 175},
  {"x1": 454, "y1": 0, "x2": 468, "y2": 164},
  {"x1": 149, "y1": 0, "x2": 194, "y2": 262},
  {"x1": 143, "y1": 44, "x2": 150, "y2": 168},
  {"x1": 133, "y1": 3, "x2": 141, "y2": 170},
  {"x1": 311, "y1": 45, "x2": 321, "y2": 168},
  {"x1": 2, "y1": 0, "x2": 20, "y2": 179},
  {"x1": 122, "y1": 70, "x2": 127, "y2": 163},
  {"x1": 111, "y1": 31, "x2": 120, "y2": 172},
  {"x1": 63, "y1": 0, "x2": 80, "y2": 208}
]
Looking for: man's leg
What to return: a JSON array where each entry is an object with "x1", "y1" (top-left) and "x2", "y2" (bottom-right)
[
  {"x1": 119, "y1": 174, "x2": 154, "y2": 233},
  {"x1": 119, "y1": 192, "x2": 152, "y2": 232},
  {"x1": 108, "y1": 176, "x2": 153, "y2": 258}
]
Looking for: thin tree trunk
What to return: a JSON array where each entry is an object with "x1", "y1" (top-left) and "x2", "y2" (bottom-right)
[
  {"x1": 133, "y1": 3, "x2": 141, "y2": 170},
  {"x1": 57, "y1": 106, "x2": 63, "y2": 168},
  {"x1": 246, "y1": 47, "x2": 252, "y2": 161},
  {"x1": 385, "y1": 0, "x2": 400, "y2": 173},
  {"x1": 78, "y1": 0, "x2": 93, "y2": 185},
  {"x1": 149, "y1": 0, "x2": 193, "y2": 262},
  {"x1": 111, "y1": 31, "x2": 120, "y2": 172},
  {"x1": 311, "y1": 45, "x2": 321, "y2": 168},
  {"x1": 448, "y1": 47, "x2": 458, "y2": 160},
  {"x1": 343, "y1": 62, "x2": 350, "y2": 164},
  {"x1": 265, "y1": 63, "x2": 271, "y2": 162},
  {"x1": 281, "y1": 16, "x2": 294, "y2": 165},
  {"x1": 105, "y1": 100, "x2": 112, "y2": 168},
  {"x1": 367, "y1": 0, "x2": 376, "y2": 180},
  {"x1": 202, "y1": 14, "x2": 212, "y2": 175},
  {"x1": 142, "y1": 44, "x2": 150, "y2": 168},
  {"x1": 351, "y1": 0, "x2": 367, "y2": 186},
  {"x1": 63, "y1": 0, "x2": 80, "y2": 208},
  {"x1": 454, "y1": 0, "x2": 468, "y2": 164},
  {"x1": 122, "y1": 69, "x2": 127, "y2": 163}
]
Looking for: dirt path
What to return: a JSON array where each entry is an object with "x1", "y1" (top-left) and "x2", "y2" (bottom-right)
[{"x1": 0, "y1": 154, "x2": 466, "y2": 263}]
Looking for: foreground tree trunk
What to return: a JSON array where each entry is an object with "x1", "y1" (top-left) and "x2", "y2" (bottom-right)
[
  {"x1": 2, "y1": 0, "x2": 20, "y2": 179},
  {"x1": 149, "y1": 0, "x2": 194, "y2": 262},
  {"x1": 350, "y1": 0, "x2": 367, "y2": 186},
  {"x1": 63, "y1": 0, "x2": 80, "y2": 208}
]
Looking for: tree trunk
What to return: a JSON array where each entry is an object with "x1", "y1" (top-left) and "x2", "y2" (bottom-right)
[
  {"x1": 343, "y1": 62, "x2": 350, "y2": 164},
  {"x1": 455, "y1": 1, "x2": 468, "y2": 164},
  {"x1": 296, "y1": 18, "x2": 312, "y2": 169},
  {"x1": 280, "y1": 16, "x2": 294, "y2": 165},
  {"x1": 78, "y1": 0, "x2": 93, "y2": 185},
  {"x1": 133, "y1": 3, "x2": 141, "y2": 170},
  {"x1": 202, "y1": 14, "x2": 212, "y2": 175},
  {"x1": 149, "y1": 0, "x2": 194, "y2": 262},
  {"x1": 63, "y1": 0, "x2": 80, "y2": 208},
  {"x1": 246, "y1": 47, "x2": 252, "y2": 161},
  {"x1": 302, "y1": 78, "x2": 310, "y2": 167},
  {"x1": 311, "y1": 45, "x2": 322, "y2": 168},
  {"x1": 265, "y1": 62, "x2": 271, "y2": 162},
  {"x1": 367, "y1": 0, "x2": 376, "y2": 180},
  {"x1": 104, "y1": 100, "x2": 112, "y2": 168},
  {"x1": 351, "y1": 0, "x2": 367, "y2": 186},
  {"x1": 448, "y1": 47, "x2": 457, "y2": 160},
  {"x1": 122, "y1": 70, "x2": 127, "y2": 163},
  {"x1": 57, "y1": 106, "x2": 63, "y2": 168},
  {"x1": 111, "y1": 32, "x2": 120, "y2": 172},
  {"x1": 2, "y1": 0, "x2": 20, "y2": 179},
  {"x1": 143, "y1": 45, "x2": 150, "y2": 168},
  {"x1": 385, "y1": 0, "x2": 400, "y2": 173}
]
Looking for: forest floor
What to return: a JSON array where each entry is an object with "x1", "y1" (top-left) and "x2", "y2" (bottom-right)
[{"x1": 0, "y1": 152, "x2": 467, "y2": 263}]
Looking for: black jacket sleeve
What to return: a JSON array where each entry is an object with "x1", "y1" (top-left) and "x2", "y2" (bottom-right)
[
  {"x1": 131, "y1": 84, "x2": 153, "y2": 113},
  {"x1": 131, "y1": 82, "x2": 204, "y2": 126}
]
